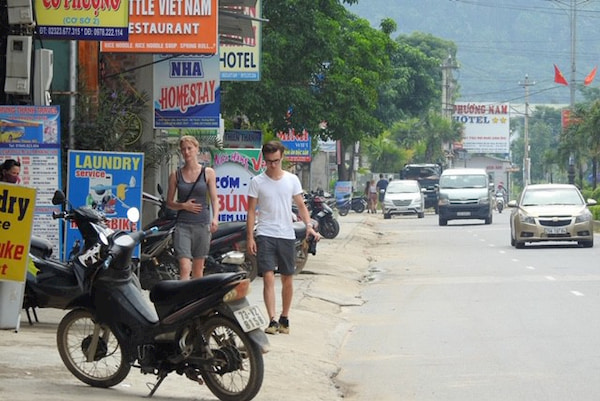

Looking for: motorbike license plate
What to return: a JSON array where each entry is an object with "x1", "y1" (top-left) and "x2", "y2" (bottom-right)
[
  {"x1": 234, "y1": 305, "x2": 268, "y2": 332},
  {"x1": 545, "y1": 227, "x2": 567, "y2": 234},
  {"x1": 457, "y1": 211, "x2": 471, "y2": 216}
]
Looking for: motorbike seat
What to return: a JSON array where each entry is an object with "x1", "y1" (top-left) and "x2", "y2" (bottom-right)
[
  {"x1": 293, "y1": 222, "x2": 307, "y2": 240},
  {"x1": 30, "y1": 236, "x2": 53, "y2": 259},
  {"x1": 149, "y1": 272, "x2": 246, "y2": 305},
  {"x1": 34, "y1": 258, "x2": 75, "y2": 280},
  {"x1": 212, "y1": 222, "x2": 247, "y2": 240}
]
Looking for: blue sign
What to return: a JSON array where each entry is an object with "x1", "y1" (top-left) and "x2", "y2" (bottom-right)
[{"x1": 66, "y1": 150, "x2": 144, "y2": 260}]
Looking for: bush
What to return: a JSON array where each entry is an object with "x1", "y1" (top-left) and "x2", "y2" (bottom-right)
[{"x1": 590, "y1": 205, "x2": 600, "y2": 221}]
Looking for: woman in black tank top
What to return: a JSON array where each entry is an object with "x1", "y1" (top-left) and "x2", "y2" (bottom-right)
[{"x1": 166, "y1": 135, "x2": 220, "y2": 280}]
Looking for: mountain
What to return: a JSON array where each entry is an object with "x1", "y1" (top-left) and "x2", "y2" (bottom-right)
[{"x1": 346, "y1": 0, "x2": 600, "y2": 106}]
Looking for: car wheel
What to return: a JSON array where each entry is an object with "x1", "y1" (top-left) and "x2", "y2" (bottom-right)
[
  {"x1": 384, "y1": 213, "x2": 391, "y2": 220},
  {"x1": 417, "y1": 212, "x2": 425, "y2": 219},
  {"x1": 515, "y1": 241, "x2": 525, "y2": 249},
  {"x1": 510, "y1": 234, "x2": 515, "y2": 247},
  {"x1": 579, "y1": 240, "x2": 594, "y2": 248},
  {"x1": 484, "y1": 215, "x2": 492, "y2": 224},
  {"x1": 438, "y1": 218, "x2": 447, "y2": 226}
]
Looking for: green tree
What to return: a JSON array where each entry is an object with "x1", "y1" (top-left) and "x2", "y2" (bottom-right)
[{"x1": 221, "y1": 1, "x2": 393, "y2": 181}]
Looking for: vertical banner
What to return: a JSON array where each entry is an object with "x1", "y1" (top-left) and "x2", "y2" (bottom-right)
[
  {"x1": 153, "y1": 54, "x2": 221, "y2": 128},
  {"x1": 220, "y1": 0, "x2": 262, "y2": 81},
  {"x1": 66, "y1": 151, "x2": 144, "y2": 260},
  {"x1": 0, "y1": 183, "x2": 36, "y2": 330},
  {"x1": 212, "y1": 148, "x2": 264, "y2": 222},
  {"x1": 0, "y1": 184, "x2": 36, "y2": 283},
  {"x1": 0, "y1": 106, "x2": 62, "y2": 257}
]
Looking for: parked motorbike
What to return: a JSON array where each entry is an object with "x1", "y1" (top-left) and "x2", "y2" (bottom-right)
[
  {"x1": 137, "y1": 185, "x2": 258, "y2": 287},
  {"x1": 54, "y1": 207, "x2": 269, "y2": 401},
  {"x1": 23, "y1": 190, "x2": 110, "y2": 321},
  {"x1": 336, "y1": 195, "x2": 367, "y2": 216},
  {"x1": 304, "y1": 192, "x2": 340, "y2": 239},
  {"x1": 136, "y1": 185, "x2": 178, "y2": 290},
  {"x1": 495, "y1": 192, "x2": 505, "y2": 213}
]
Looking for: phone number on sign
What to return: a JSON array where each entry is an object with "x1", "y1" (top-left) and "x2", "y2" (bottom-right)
[{"x1": 38, "y1": 26, "x2": 125, "y2": 38}]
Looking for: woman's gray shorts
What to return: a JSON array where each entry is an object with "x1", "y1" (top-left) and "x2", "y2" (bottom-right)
[
  {"x1": 256, "y1": 235, "x2": 296, "y2": 276},
  {"x1": 173, "y1": 222, "x2": 211, "y2": 259}
]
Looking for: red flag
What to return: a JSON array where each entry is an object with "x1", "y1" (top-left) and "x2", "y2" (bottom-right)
[
  {"x1": 584, "y1": 66, "x2": 597, "y2": 86},
  {"x1": 554, "y1": 64, "x2": 568, "y2": 86}
]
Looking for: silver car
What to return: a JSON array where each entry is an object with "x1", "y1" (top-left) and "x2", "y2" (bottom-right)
[
  {"x1": 508, "y1": 184, "x2": 596, "y2": 248},
  {"x1": 382, "y1": 180, "x2": 425, "y2": 219}
]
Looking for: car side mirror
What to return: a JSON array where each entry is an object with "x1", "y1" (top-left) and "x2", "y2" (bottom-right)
[
  {"x1": 507, "y1": 200, "x2": 518, "y2": 208},
  {"x1": 587, "y1": 198, "x2": 597, "y2": 206}
]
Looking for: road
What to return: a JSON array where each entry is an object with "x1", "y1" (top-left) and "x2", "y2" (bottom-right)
[{"x1": 335, "y1": 210, "x2": 600, "y2": 401}]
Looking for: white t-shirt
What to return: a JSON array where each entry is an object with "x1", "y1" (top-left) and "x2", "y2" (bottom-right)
[{"x1": 248, "y1": 171, "x2": 303, "y2": 240}]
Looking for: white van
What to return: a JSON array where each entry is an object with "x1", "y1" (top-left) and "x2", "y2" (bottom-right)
[{"x1": 437, "y1": 168, "x2": 493, "y2": 226}]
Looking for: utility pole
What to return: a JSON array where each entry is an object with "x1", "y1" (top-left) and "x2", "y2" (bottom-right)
[
  {"x1": 441, "y1": 53, "x2": 459, "y2": 167},
  {"x1": 519, "y1": 75, "x2": 535, "y2": 185}
]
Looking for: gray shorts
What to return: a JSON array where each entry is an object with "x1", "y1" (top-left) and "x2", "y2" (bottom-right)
[
  {"x1": 173, "y1": 222, "x2": 211, "y2": 259},
  {"x1": 256, "y1": 235, "x2": 296, "y2": 276}
]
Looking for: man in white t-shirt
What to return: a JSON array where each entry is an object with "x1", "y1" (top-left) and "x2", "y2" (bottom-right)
[{"x1": 246, "y1": 141, "x2": 320, "y2": 334}]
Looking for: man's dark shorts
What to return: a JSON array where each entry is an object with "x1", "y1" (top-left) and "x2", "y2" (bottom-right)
[{"x1": 256, "y1": 235, "x2": 296, "y2": 276}]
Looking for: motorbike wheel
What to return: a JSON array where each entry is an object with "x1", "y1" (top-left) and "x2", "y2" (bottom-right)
[
  {"x1": 241, "y1": 254, "x2": 258, "y2": 282},
  {"x1": 319, "y1": 217, "x2": 340, "y2": 239},
  {"x1": 200, "y1": 316, "x2": 264, "y2": 401},
  {"x1": 338, "y1": 205, "x2": 349, "y2": 216},
  {"x1": 294, "y1": 240, "x2": 310, "y2": 275},
  {"x1": 56, "y1": 309, "x2": 130, "y2": 388},
  {"x1": 353, "y1": 202, "x2": 366, "y2": 214}
]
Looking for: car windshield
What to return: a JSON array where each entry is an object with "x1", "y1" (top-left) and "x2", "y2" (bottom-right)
[
  {"x1": 439, "y1": 175, "x2": 487, "y2": 189},
  {"x1": 521, "y1": 188, "x2": 584, "y2": 206},
  {"x1": 386, "y1": 181, "x2": 419, "y2": 193}
]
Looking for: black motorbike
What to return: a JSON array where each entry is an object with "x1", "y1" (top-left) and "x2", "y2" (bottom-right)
[
  {"x1": 304, "y1": 192, "x2": 340, "y2": 239},
  {"x1": 53, "y1": 207, "x2": 269, "y2": 401},
  {"x1": 137, "y1": 186, "x2": 258, "y2": 288},
  {"x1": 23, "y1": 190, "x2": 113, "y2": 323},
  {"x1": 336, "y1": 195, "x2": 367, "y2": 216},
  {"x1": 135, "y1": 185, "x2": 179, "y2": 290}
]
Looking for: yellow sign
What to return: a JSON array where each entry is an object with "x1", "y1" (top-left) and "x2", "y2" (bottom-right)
[{"x1": 0, "y1": 183, "x2": 36, "y2": 283}]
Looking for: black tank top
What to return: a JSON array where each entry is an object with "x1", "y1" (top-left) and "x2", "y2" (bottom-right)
[{"x1": 176, "y1": 167, "x2": 210, "y2": 224}]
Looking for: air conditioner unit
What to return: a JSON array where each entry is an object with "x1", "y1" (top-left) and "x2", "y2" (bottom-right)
[
  {"x1": 4, "y1": 36, "x2": 33, "y2": 95},
  {"x1": 34, "y1": 49, "x2": 54, "y2": 105},
  {"x1": 7, "y1": 0, "x2": 34, "y2": 25}
]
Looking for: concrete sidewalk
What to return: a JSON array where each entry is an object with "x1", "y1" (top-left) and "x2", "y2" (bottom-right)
[{"x1": 0, "y1": 213, "x2": 376, "y2": 401}]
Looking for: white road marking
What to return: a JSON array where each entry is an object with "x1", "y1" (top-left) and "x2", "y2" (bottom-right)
[
  {"x1": 526, "y1": 266, "x2": 535, "y2": 270},
  {"x1": 545, "y1": 276, "x2": 556, "y2": 281},
  {"x1": 571, "y1": 291, "x2": 585, "y2": 297}
]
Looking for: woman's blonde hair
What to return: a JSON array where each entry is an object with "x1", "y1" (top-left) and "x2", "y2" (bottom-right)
[{"x1": 179, "y1": 135, "x2": 199, "y2": 149}]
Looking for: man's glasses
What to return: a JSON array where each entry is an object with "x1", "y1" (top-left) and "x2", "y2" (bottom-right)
[{"x1": 265, "y1": 158, "x2": 281, "y2": 165}]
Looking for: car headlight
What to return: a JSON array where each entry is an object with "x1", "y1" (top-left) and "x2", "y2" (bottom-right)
[
  {"x1": 519, "y1": 213, "x2": 535, "y2": 224},
  {"x1": 575, "y1": 211, "x2": 592, "y2": 223},
  {"x1": 438, "y1": 196, "x2": 449, "y2": 206},
  {"x1": 479, "y1": 196, "x2": 490, "y2": 205}
]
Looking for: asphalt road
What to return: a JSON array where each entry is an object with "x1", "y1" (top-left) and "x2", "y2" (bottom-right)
[{"x1": 335, "y1": 211, "x2": 600, "y2": 400}]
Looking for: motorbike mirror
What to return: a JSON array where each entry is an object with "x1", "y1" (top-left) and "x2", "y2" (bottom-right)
[
  {"x1": 127, "y1": 207, "x2": 140, "y2": 223},
  {"x1": 51, "y1": 190, "x2": 66, "y2": 205}
]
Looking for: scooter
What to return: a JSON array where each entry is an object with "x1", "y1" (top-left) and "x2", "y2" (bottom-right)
[
  {"x1": 304, "y1": 192, "x2": 340, "y2": 239},
  {"x1": 23, "y1": 190, "x2": 112, "y2": 323},
  {"x1": 495, "y1": 191, "x2": 505, "y2": 213},
  {"x1": 54, "y1": 207, "x2": 269, "y2": 401},
  {"x1": 336, "y1": 195, "x2": 367, "y2": 216}
]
